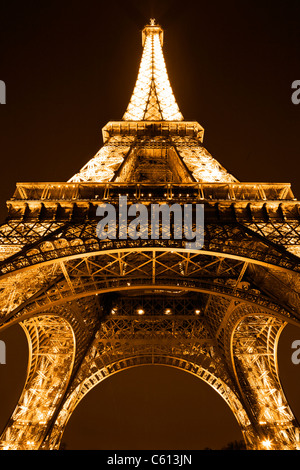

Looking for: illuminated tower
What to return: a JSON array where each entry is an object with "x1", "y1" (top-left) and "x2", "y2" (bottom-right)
[{"x1": 0, "y1": 19, "x2": 300, "y2": 450}]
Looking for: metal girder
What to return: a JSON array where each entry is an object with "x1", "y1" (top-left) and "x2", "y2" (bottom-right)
[
  {"x1": 0, "y1": 315, "x2": 75, "y2": 450},
  {"x1": 0, "y1": 250, "x2": 295, "y2": 333},
  {"x1": 231, "y1": 315, "x2": 298, "y2": 449},
  {"x1": 1, "y1": 19, "x2": 300, "y2": 452}
]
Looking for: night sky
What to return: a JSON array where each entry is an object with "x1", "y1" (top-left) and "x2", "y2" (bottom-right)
[{"x1": 0, "y1": 0, "x2": 300, "y2": 450}]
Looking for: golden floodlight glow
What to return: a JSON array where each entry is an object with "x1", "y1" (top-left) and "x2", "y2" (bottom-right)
[
  {"x1": 171, "y1": 136, "x2": 237, "y2": 183},
  {"x1": 1, "y1": 16, "x2": 300, "y2": 452},
  {"x1": 69, "y1": 136, "x2": 135, "y2": 183},
  {"x1": 123, "y1": 20, "x2": 183, "y2": 121},
  {"x1": 69, "y1": 18, "x2": 237, "y2": 185},
  {"x1": 262, "y1": 439, "x2": 272, "y2": 449}
]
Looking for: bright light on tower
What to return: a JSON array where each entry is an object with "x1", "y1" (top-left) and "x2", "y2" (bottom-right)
[
  {"x1": 262, "y1": 439, "x2": 272, "y2": 449},
  {"x1": 164, "y1": 308, "x2": 172, "y2": 315}
]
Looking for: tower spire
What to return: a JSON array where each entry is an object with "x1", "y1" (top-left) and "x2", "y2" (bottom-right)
[
  {"x1": 122, "y1": 19, "x2": 183, "y2": 121},
  {"x1": 69, "y1": 21, "x2": 237, "y2": 184}
]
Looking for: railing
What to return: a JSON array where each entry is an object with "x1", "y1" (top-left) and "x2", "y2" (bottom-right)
[
  {"x1": 12, "y1": 181, "x2": 295, "y2": 202},
  {"x1": 101, "y1": 120, "x2": 204, "y2": 142}
]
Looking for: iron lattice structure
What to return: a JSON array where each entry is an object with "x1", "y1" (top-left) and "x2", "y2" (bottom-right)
[{"x1": 1, "y1": 19, "x2": 300, "y2": 450}]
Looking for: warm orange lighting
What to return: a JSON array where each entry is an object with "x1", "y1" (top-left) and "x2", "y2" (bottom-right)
[
  {"x1": 262, "y1": 439, "x2": 272, "y2": 449},
  {"x1": 164, "y1": 308, "x2": 172, "y2": 315},
  {"x1": 123, "y1": 21, "x2": 183, "y2": 122}
]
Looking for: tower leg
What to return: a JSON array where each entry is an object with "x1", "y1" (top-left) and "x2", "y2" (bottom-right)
[
  {"x1": 0, "y1": 316, "x2": 75, "y2": 450},
  {"x1": 232, "y1": 314, "x2": 300, "y2": 450}
]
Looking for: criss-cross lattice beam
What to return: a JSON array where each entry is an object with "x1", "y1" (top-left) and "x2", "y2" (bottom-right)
[
  {"x1": 231, "y1": 314, "x2": 300, "y2": 449},
  {"x1": 0, "y1": 316, "x2": 75, "y2": 450}
]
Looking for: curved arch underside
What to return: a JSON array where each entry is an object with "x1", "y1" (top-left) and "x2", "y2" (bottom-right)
[
  {"x1": 44, "y1": 352, "x2": 250, "y2": 450},
  {"x1": 0, "y1": 315, "x2": 75, "y2": 450},
  {"x1": 0, "y1": 246, "x2": 300, "y2": 331},
  {"x1": 0, "y1": 245, "x2": 300, "y2": 450}
]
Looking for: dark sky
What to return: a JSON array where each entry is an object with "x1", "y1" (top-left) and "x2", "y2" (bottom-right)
[{"x1": 0, "y1": 0, "x2": 300, "y2": 450}]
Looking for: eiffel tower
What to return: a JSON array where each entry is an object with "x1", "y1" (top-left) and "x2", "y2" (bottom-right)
[{"x1": 1, "y1": 18, "x2": 300, "y2": 451}]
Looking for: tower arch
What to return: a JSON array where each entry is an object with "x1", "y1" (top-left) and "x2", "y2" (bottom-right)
[
  {"x1": 0, "y1": 19, "x2": 300, "y2": 451},
  {"x1": 44, "y1": 353, "x2": 251, "y2": 450}
]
